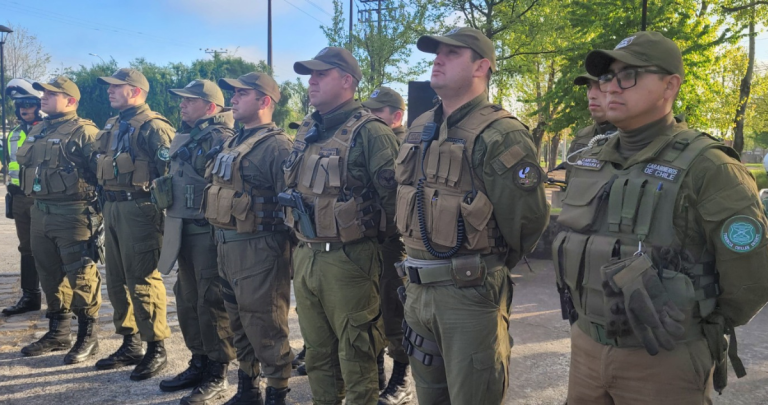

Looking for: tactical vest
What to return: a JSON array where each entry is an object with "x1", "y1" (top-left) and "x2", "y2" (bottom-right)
[
  {"x1": 282, "y1": 110, "x2": 385, "y2": 243},
  {"x1": 553, "y1": 129, "x2": 726, "y2": 347},
  {"x1": 204, "y1": 126, "x2": 286, "y2": 233},
  {"x1": 95, "y1": 111, "x2": 172, "y2": 191},
  {"x1": 15, "y1": 117, "x2": 97, "y2": 198},
  {"x1": 165, "y1": 122, "x2": 228, "y2": 220},
  {"x1": 394, "y1": 104, "x2": 513, "y2": 255},
  {"x1": 6, "y1": 125, "x2": 28, "y2": 186}
]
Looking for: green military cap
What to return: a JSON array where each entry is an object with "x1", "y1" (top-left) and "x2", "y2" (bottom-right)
[
  {"x1": 585, "y1": 31, "x2": 685, "y2": 80},
  {"x1": 362, "y1": 86, "x2": 405, "y2": 111},
  {"x1": 218, "y1": 72, "x2": 282, "y2": 103},
  {"x1": 417, "y1": 27, "x2": 497, "y2": 72},
  {"x1": 573, "y1": 73, "x2": 598, "y2": 86},
  {"x1": 168, "y1": 79, "x2": 225, "y2": 107},
  {"x1": 33, "y1": 76, "x2": 81, "y2": 101},
  {"x1": 97, "y1": 68, "x2": 151, "y2": 92},
  {"x1": 294, "y1": 47, "x2": 363, "y2": 82}
]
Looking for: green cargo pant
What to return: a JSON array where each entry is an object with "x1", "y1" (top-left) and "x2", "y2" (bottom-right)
[
  {"x1": 217, "y1": 231, "x2": 293, "y2": 385},
  {"x1": 30, "y1": 202, "x2": 101, "y2": 319},
  {"x1": 175, "y1": 228, "x2": 235, "y2": 364},
  {"x1": 379, "y1": 236, "x2": 408, "y2": 363},
  {"x1": 403, "y1": 262, "x2": 513, "y2": 405},
  {"x1": 294, "y1": 238, "x2": 385, "y2": 405},
  {"x1": 12, "y1": 192, "x2": 34, "y2": 256},
  {"x1": 103, "y1": 199, "x2": 170, "y2": 341}
]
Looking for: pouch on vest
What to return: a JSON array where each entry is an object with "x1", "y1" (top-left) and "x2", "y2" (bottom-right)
[
  {"x1": 314, "y1": 196, "x2": 337, "y2": 238},
  {"x1": 115, "y1": 152, "x2": 135, "y2": 174},
  {"x1": 558, "y1": 176, "x2": 615, "y2": 231},
  {"x1": 460, "y1": 191, "x2": 493, "y2": 250},
  {"x1": 450, "y1": 254, "x2": 486, "y2": 288},
  {"x1": 431, "y1": 192, "x2": 459, "y2": 247},
  {"x1": 335, "y1": 198, "x2": 365, "y2": 243},
  {"x1": 15, "y1": 141, "x2": 34, "y2": 167},
  {"x1": 395, "y1": 144, "x2": 420, "y2": 185},
  {"x1": 132, "y1": 158, "x2": 151, "y2": 187},
  {"x1": 395, "y1": 186, "x2": 417, "y2": 237},
  {"x1": 46, "y1": 170, "x2": 66, "y2": 194},
  {"x1": 151, "y1": 174, "x2": 173, "y2": 210}
]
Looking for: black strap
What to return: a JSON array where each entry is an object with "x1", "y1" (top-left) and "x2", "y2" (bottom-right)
[
  {"x1": 402, "y1": 319, "x2": 440, "y2": 353},
  {"x1": 403, "y1": 338, "x2": 444, "y2": 367}
]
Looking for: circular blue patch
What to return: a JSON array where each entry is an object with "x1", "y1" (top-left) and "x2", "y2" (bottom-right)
[{"x1": 721, "y1": 215, "x2": 763, "y2": 253}]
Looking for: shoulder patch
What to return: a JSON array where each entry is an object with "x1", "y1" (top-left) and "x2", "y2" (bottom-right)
[
  {"x1": 377, "y1": 168, "x2": 397, "y2": 190},
  {"x1": 157, "y1": 146, "x2": 171, "y2": 162},
  {"x1": 491, "y1": 145, "x2": 525, "y2": 175},
  {"x1": 512, "y1": 161, "x2": 542, "y2": 190},
  {"x1": 721, "y1": 215, "x2": 763, "y2": 253}
]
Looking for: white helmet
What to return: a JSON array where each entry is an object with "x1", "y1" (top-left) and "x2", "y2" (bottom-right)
[
  {"x1": 6, "y1": 78, "x2": 44, "y2": 123},
  {"x1": 5, "y1": 78, "x2": 42, "y2": 100}
]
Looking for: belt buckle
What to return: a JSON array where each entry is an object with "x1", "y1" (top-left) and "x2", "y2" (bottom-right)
[
  {"x1": 122, "y1": 190, "x2": 131, "y2": 201},
  {"x1": 407, "y1": 266, "x2": 422, "y2": 284}
]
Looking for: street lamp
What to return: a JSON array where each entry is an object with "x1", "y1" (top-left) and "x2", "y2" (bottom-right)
[
  {"x1": 89, "y1": 53, "x2": 105, "y2": 64},
  {"x1": 0, "y1": 24, "x2": 13, "y2": 183}
]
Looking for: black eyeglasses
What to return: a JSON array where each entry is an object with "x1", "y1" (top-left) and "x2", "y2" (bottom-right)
[{"x1": 598, "y1": 67, "x2": 670, "y2": 92}]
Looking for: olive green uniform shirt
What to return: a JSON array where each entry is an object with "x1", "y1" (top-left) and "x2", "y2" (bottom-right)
[
  {"x1": 28, "y1": 111, "x2": 99, "y2": 202},
  {"x1": 232, "y1": 123, "x2": 293, "y2": 206},
  {"x1": 312, "y1": 100, "x2": 400, "y2": 235},
  {"x1": 179, "y1": 111, "x2": 235, "y2": 177},
  {"x1": 596, "y1": 113, "x2": 768, "y2": 327},
  {"x1": 392, "y1": 125, "x2": 406, "y2": 145}
]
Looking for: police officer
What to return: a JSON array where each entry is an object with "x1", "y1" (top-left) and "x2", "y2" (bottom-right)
[
  {"x1": 396, "y1": 28, "x2": 549, "y2": 404},
  {"x1": 2, "y1": 79, "x2": 43, "y2": 317},
  {"x1": 362, "y1": 87, "x2": 413, "y2": 404},
  {"x1": 288, "y1": 47, "x2": 399, "y2": 405},
  {"x1": 206, "y1": 72, "x2": 293, "y2": 405},
  {"x1": 155, "y1": 79, "x2": 236, "y2": 404},
  {"x1": 17, "y1": 76, "x2": 103, "y2": 365},
  {"x1": 93, "y1": 68, "x2": 174, "y2": 381},
  {"x1": 556, "y1": 31, "x2": 768, "y2": 404},
  {"x1": 565, "y1": 73, "x2": 617, "y2": 182}
]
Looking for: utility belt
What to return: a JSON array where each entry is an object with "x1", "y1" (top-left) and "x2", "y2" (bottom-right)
[
  {"x1": 183, "y1": 219, "x2": 210, "y2": 235},
  {"x1": 396, "y1": 254, "x2": 504, "y2": 288},
  {"x1": 214, "y1": 226, "x2": 286, "y2": 244},
  {"x1": 299, "y1": 238, "x2": 368, "y2": 252},
  {"x1": 34, "y1": 199, "x2": 91, "y2": 216},
  {"x1": 576, "y1": 317, "x2": 705, "y2": 348},
  {"x1": 102, "y1": 190, "x2": 151, "y2": 202}
]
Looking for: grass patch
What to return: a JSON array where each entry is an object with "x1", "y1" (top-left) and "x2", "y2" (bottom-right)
[
  {"x1": 751, "y1": 168, "x2": 768, "y2": 190},
  {"x1": 550, "y1": 207, "x2": 562, "y2": 215}
]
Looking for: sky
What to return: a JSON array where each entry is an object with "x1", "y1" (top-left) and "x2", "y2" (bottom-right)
[{"x1": 3, "y1": 0, "x2": 768, "y2": 101}]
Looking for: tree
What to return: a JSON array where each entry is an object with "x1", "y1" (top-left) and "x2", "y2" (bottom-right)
[
  {"x1": 3, "y1": 22, "x2": 51, "y2": 81},
  {"x1": 322, "y1": 0, "x2": 443, "y2": 98}
]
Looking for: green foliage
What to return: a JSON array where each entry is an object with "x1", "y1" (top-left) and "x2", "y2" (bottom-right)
[
  {"x1": 751, "y1": 168, "x2": 768, "y2": 190},
  {"x1": 64, "y1": 55, "x2": 305, "y2": 130}
]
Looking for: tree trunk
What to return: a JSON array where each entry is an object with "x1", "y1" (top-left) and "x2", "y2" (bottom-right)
[
  {"x1": 733, "y1": 3, "x2": 756, "y2": 154},
  {"x1": 548, "y1": 132, "x2": 562, "y2": 171}
]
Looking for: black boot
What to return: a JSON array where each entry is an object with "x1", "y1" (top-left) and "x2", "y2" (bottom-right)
[
  {"x1": 3, "y1": 255, "x2": 41, "y2": 317},
  {"x1": 296, "y1": 363, "x2": 307, "y2": 376},
  {"x1": 223, "y1": 369, "x2": 263, "y2": 405},
  {"x1": 264, "y1": 386, "x2": 290, "y2": 405},
  {"x1": 377, "y1": 350, "x2": 386, "y2": 391},
  {"x1": 159, "y1": 354, "x2": 208, "y2": 392},
  {"x1": 130, "y1": 340, "x2": 167, "y2": 381},
  {"x1": 378, "y1": 360, "x2": 414, "y2": 405},
  {"x1": 63, "y1": 316, "x2": 99, "y2": 364},
  {"x1": 21, "y1": 312, "x2": 72, "y2": 356},
  {"x1": 180, "y1": 361, "x2": 229, "y2": 404},
  {"x1": 95, "y1": 334, "x2": 144, "y2": 370},
  {"x1": 291, "y1": 345, "x2": 305, "y2": 369}
]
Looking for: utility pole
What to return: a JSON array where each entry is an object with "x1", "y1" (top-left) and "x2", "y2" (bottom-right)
[
  {"x1": 358, "y1": 0, "x2": 393, "y2": 33},
  {"x1": 641, "y1": 0, "x2": 648, "y2": 31},
  {"x1": 202, "y1": 48, "x2": 228, "y2": 58},
  {"x1": 268, "y1": 0, "x2": 273, "y2": 70},
  {"x1": 349, "y1": 0, "x2": 354, "y2": 45}
]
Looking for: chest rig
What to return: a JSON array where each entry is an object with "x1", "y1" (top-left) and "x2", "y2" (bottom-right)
[
  {"x1": 95, "y1": 111, "x2": 171, "y2": 191},
  {"x1": 553, "y1": 129, "x2": 725, "y2": 347},
  {"x1": 394, "y1": 104, "x2": 512, "y2": 257},
  {"x1": 204, "y1": 127, "x2": 286, "y2": 233},
  {"x1": 165, "y1": 122, "x2": 228, "y2": 220},
  {"x1": 282, "y1": 110, "x2": 384, "y2": 243},
  {"x1": 16, "y1": 117, "x2": 96, "y2": 198}
]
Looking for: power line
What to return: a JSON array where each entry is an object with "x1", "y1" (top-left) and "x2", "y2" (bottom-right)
[
  {"x1": 283, "y1": 0, "x2": 328, "y2": 25},
  {"x1": 0, "y1": 0, "x2": 200, "y2": 49},
  {"x1": 301, "y1": 0, "x2": 334, "y2": 17}
]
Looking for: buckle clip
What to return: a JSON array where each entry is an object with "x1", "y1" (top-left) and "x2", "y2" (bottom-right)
[{"x1": 407, "y1": 266, "x2": 422, "y2": 284}]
